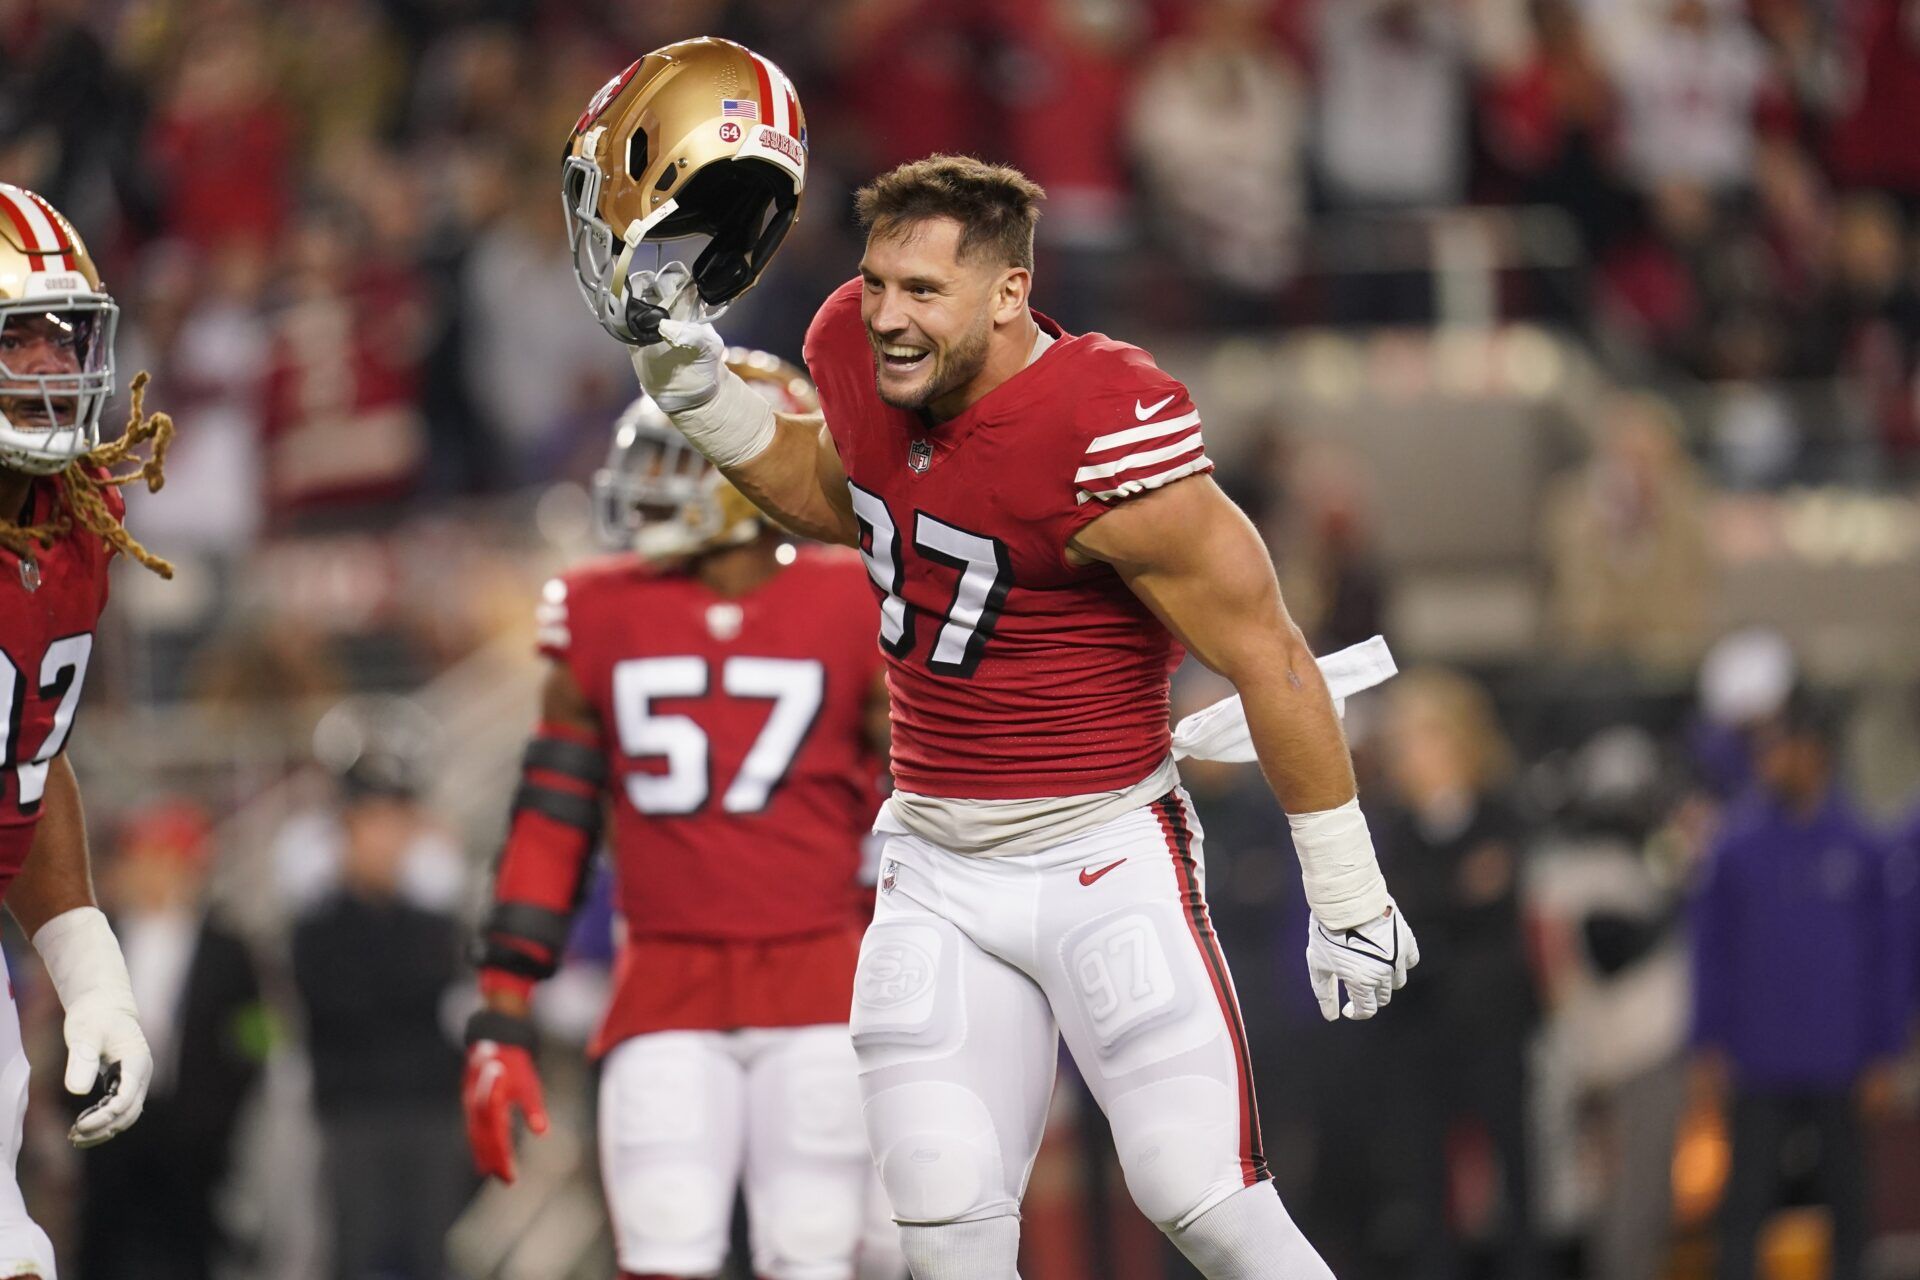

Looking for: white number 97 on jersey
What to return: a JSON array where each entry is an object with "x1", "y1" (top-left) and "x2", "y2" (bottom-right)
[{"x1": 610, "y1": 655, "x2": 824, "y2": 816}]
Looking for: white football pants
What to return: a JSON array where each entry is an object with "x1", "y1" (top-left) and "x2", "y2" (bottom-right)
[
  {"x1": 599, "y1": 1023, "x2": 880, "y2": 1280},
  {"x1": 852, "y1": 790, "x2": 1270, "y2": 1236},
  {"x1": 0, "y1": 951, "x2": 55, "y2": 1278}
]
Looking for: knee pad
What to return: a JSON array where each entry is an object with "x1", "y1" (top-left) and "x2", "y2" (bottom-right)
[
  {"x1": 1061, "y1": 909, "x2": 1214, "y2": 1079},
  {"x1": 1107, "y1": 1076, "x2": 1245, "y2": 1227},
  {"x1": 862, "y1": 1081, "x2": 1006, "y2": 1224},
  {"x1": 775, "y1": 1033, "x2": 868, "y2": 1161},
  {"x1": 752, "y1": 1172, "x2": 865, "y2": 1277},
  {"x1": 600, "y1": 1036, "x2": 737, "y2": 1271},
  {"x1": 851, "y1": 919, "x2": 963, "y2": 1070}
]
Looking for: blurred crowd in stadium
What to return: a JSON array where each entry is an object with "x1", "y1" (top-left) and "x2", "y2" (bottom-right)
[{"x1": 5, "y1": 0, "x2": 1920, "y2": 1277}]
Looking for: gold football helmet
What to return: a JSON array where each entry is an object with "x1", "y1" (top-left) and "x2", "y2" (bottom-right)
[
  {"x1": 564, "y1": 38, "x2": 808, "y2": 343},
  {"x1": 593, "y1": 349, "x2": 816, "y2": 562},
  {"x1": 0, "y1": 184, "x2": 117, "y2": 475}
]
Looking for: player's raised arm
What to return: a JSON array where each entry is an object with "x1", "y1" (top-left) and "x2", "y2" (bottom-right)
[
  {"x1": 1071, "y1": 476, "x2": 1421, "y2": 1020},
  {"x1": 628, "y1": 328, "x2": 857, "y2": 547}
]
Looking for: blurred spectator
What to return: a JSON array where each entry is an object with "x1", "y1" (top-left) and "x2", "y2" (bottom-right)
[
  {"x1": 143, "y1": 8, "x2": 295, "y2": 258},
  {"x1": 290, "y1": 755, "x2": 468, "y2": 1280},
  {"x1": 1314, "y1": 0, "x2": 1469, "y2": 209},
  {"x1": 1689, "y1": 627, "x2": 1799, "y2": 801},
  {"x1": 1312, "y1": 667, "x2": 1539, "y2": 1280},
  {"x1": 77, "y1": 799, "x2": 267, "y2": 1280},
  {"x1": 1477, "y1": 0, "x2": 1625, "y2": 248},
  {"x1": 117, "y1": 241, "x2": 271, "y2": 553},
  {"x1": 0, "y1": 0, "x2": 137, "y2": 223},
  {"x1": 1542, "y1": 391, "x2": 1715, "y2": 670},
  {"x1": 1528, "y1": 727, "x2": 1689, "y2": 1280},
  {"x1": 1688, "y1": 688, "x2": 1906, "y2": 1280},
  {"x1": 1803, "y1": 192, "x2": 1920, "y2": 459},
  {"x1": 1275, "y1": 442, "x2": 1385, "y2": 653},
  {"x1": 1128, "y1": 0, "x2": 1306, "y2": 303},
  {"x1": 1609, "y1": 0, "x2": 1773, "y2": 196},
  {"x1": 1828, "y1": 0, "x2": 1920, "y2": 200},
  {"x1": 260, "y1": 197, "x2": 432, "y2": 526}
]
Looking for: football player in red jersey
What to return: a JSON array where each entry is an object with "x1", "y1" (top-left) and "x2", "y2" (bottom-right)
[
  {"x1": 462, "y1": 352, "x2": 904, "y2": 1280},
  {"x1": 612, "y1": 152, "x2": 1423, "y2": 1278},
  {"x1": 0, "y1": 183, "x2": 175, "y2": 1277}
]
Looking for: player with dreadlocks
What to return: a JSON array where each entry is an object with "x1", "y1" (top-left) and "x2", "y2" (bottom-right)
[{"x1": 0, "y1": 182, "x2": 171, "y2": 1278}]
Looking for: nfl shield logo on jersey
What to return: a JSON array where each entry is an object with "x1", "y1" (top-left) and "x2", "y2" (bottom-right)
[
  {"x1": 880, "y1": 858, "x2": 900, "y2": 894},
  {"x1": 18, "y1": 557, "x2": 40, "y2": 593},
  {"x1": 705, "y1": 602, "x2": 744, "y2": 641},
  {"x1": 907, "y1": 440, "x2": 933, "y2": 474}
]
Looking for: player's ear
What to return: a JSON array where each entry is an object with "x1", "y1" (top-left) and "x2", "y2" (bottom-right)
[{"x1": 993, "y1": 266, "x2": 1031, "y2": 325}]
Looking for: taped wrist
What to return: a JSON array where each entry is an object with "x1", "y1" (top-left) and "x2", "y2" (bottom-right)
[
  {"x1": 657, "y1": 364, "x2": 776, "y2": 469},
  {"x1": 1288, "y1": 797, "x2": 1391, "y2": 931},
  {"x1": 477, "y1": 724, "x2": 605, "y2": 981},
  {"x1": 465, "y1": 1008, "x2": 538, "y2": 1050},
  {"x1": 33, "y1": 906, "x2": 135, "y2": 1012}
]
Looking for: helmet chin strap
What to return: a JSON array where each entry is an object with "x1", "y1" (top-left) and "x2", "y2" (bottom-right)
[{"x1": 608, "y1": 208, "x2": 730, "y2": 343}]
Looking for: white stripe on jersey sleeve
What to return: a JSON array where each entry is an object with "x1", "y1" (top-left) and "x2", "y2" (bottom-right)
[
  {"x1": 1075, "y1": 431, "x2": 1206, "y2": 483},
  {"x1": 1084, "y1": 409, "x2": 1201, "y2": 455},
  {"x1": 1076, "y1": 454, "x2": 1214, "y2": 504}
]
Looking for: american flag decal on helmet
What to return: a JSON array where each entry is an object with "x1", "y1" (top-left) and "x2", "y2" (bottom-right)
[{"x1": 720, "y1": 99, "x2": 759, "y2": 121}]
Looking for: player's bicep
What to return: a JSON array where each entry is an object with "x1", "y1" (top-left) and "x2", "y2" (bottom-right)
[
  {"x1": 810, "y1": 416, "x2": 858, "y2": 547},
  {"x1": 1072, "y1": 476, "x2": 1298, "y2": 677}
]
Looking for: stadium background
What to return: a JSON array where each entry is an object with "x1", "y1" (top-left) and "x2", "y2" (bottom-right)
[{"x1": 4, "y1": 0, "x2": 1920, "y2": 1276}]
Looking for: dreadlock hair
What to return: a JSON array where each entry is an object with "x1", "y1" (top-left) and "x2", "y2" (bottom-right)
[{"x1": 0, "y1": 370, "x2": 176, "y2": 578}]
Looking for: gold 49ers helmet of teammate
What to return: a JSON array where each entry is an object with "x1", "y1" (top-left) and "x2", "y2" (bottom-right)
[
  {"x1": 0, "y1": 184, "x2": 118, "y2": 475},
  {"x1": 563, "y1": 38, "x2": 807, "y2": 343},
  {"x1": 594, "y1": 348, "x2": 816, "y2": 562}
]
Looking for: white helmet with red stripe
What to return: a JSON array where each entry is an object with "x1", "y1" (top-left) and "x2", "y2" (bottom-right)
[
  {"x1": 0, "y1": 184, "x2": 116, "y2": 476},
  {"x1": 562, "y1": 37, "x2": 807, "y2": 342}
]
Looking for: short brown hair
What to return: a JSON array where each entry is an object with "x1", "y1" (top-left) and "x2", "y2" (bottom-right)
[{"x1": 855, "y1": 155, "x2": 1044, "y2": 271}]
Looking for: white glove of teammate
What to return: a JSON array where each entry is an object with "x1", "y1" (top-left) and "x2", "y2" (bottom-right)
[
  {"x1": 1306, "y1": 899, "x2": 1420, "y2": 1022},
  {"x1": 33, "y1": 907, "x2": 153, "y2": 1147}
]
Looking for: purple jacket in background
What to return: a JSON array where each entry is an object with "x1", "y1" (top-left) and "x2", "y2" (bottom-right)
[{"x1": 1689, "y1": 788, "x2": 1906, "y2": 1090}]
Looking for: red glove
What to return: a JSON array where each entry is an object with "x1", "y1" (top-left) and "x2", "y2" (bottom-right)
[{"x1": 462, "y1": 1010, "x2": 549, "y2": 1183}]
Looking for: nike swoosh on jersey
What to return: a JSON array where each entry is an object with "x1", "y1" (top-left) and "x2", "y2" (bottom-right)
[
  {"x1": 1079, "y1": 859, "x2": 1126, "y2": 886},
  {"x1": 1134, "y1": 394, "x2": 1176, "y2": 420}
]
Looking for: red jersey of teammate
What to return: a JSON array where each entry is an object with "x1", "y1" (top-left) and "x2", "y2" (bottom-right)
[
  {"x1": 0, "y1": 478, "x2": 117, "y2": 895},
  {"x1": 803, "y1": 278, "x2": 1213, "y2": 800},
  {"x1": 539, "y1": 545, "x2": 883, "y2": 942}
]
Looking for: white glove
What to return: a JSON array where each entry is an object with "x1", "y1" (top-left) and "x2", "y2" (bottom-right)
[
  {"x1": 1306, "y1": 899, "x2": 1420, "y2": 1021},
  {"x1": 631, "y1": 317, "x2": 728, "y2": 417},
  {"x1": 629, "y1": 320, "x2": 777, "y2": 469},
  {"x1": 33, "y1": 907, "x2": 153, "y2": 1147}
]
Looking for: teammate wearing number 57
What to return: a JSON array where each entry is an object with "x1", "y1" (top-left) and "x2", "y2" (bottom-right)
[
  {"x1": 571, "y1": 55, "x2": 1418, "y2": 1273},
  {"x1": 0, "y1": 184, "x2": 175, "y2": 1278},
  {"x1": 462, "y1": 353, "x2": 902, "y2": 1280}
]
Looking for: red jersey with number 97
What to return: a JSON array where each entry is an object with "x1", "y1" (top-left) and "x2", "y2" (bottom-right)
[
  {"x1": 803, "y1": 278, "x2": 1213, "y2": 800},
  {"x1": 0, "y1": 477, "x2": 116, "y2": 897},
  {"x1": 538, "y1": 545, "x2": 883, "y2": 942}
]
